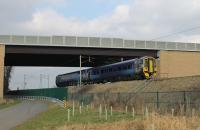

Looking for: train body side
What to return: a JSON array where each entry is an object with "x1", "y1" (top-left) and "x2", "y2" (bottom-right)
[{"x1": 56, "y1": 57, "x2": 157, "y2": 87}]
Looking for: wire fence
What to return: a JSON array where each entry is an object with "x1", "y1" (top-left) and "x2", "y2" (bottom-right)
[
  {"x1": 5, "y1": 95, "x2": 64, "y2": 107},
  {"x1": 68, "y1": 91, "x2": 200, "y2": 111}
]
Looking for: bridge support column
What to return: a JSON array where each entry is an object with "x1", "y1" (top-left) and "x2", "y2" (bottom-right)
[
  {"x1": 0, "y1": 44, "x2": 5, "y2": 99},
  {"x1": 159, "y1": 50, "x2": 200, "y2": 78}
]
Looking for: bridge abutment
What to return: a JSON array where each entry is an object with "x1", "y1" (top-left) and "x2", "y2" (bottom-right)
[
  {"x1": 0, "y1": 44, "x2": 4, "y2": 98},
  {"x1": 159, "y1": 50, "x2": 200, "y2": 78}
]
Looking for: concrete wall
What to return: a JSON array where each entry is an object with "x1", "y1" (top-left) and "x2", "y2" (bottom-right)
[
  {"x1": 0, "y1": 44, "x2": 4, "y2": 98},
  {"x1": 159, "y1": 50, "x2": 200, "y2": 78}
]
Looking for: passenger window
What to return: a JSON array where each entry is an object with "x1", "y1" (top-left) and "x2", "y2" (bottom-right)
[
  {"x1": 128, "y1": 65, "x2": 131, "y2": 69},
  {"x1": 123, "y1": 66, "x2": 126, "y2": 70},
  {"x1": 118, "y1": 66, "x2": 121, "y2": 71}
]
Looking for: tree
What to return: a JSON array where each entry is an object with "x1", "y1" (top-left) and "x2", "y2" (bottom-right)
[{"x1": 4, "y1": 66, "x2": 13, "y2": 94}]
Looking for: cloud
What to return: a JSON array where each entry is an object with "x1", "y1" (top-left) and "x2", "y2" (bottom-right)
[
  {"x1": 0, "y1": 0, "x2": 200, "y2": 40},
  {"x1": 17, "y1": 0, "x2": 200, "y2": 42},
  {"x1": 21, "y1": 4, "x2": 130, "y2": 37},
  {"x1": 4, "y1": 0, "x2": 200, "y2": 89},
  {"x1": 0, "y1": 0, "x2": 67, "y2": 35}
]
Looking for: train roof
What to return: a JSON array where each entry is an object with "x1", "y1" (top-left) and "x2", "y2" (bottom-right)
[
  {"x1": 57, "y1": 59, "x2": 137, "y2": 76},
  {"x1": 57, "y1": 56, "x2": 155, "y2": 76},
  {"x1": 96, "y1": 58, "x2": 137, "y2": 69}
]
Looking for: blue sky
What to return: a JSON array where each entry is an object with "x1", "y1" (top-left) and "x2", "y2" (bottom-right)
[
  {"x1": 36, "y1": 0, "x2": 130, "y2": 20},
  {"x1": 55, "y1": 0, "x2": 130, "y2": 19}
]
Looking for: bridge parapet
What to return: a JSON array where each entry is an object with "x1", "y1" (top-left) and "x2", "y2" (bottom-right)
[{"x1": 0, "y1": 35, "x2": 200, "y2": 52}]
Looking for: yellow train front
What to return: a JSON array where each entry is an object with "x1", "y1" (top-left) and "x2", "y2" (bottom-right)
[{"x1": 141, "y1": 56, "x2": 157, "y2": 79}]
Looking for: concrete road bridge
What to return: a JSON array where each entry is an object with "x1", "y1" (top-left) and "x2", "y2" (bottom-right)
[{"x1": 1, "y1": 35, "x2": 200, "y2": 98}]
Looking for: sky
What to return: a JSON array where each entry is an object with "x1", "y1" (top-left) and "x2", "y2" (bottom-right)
[{"x1": 1, "y1": 0, "x2": 200, "y2": 90}]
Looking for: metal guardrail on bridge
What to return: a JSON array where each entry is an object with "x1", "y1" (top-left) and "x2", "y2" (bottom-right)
[{"x1": 0, "y1": 35, "x2": 200, "y2": 52}]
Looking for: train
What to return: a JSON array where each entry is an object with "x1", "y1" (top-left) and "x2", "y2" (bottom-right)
[{"x1": 56, "y1": 56, "x2": 157, "y2": 87}]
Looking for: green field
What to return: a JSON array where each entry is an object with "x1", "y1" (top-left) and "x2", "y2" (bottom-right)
[{"x1": 13, "y1": 104, "x2": 140, "y2": 130}]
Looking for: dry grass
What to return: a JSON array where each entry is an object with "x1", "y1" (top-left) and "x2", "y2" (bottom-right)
[
  {"x1": 0, "y1": 98, "x2": 15, "y2": 104},
  {"x1": 55, "y1": 112, "x2": 200, "y2": 130},
  {"x1": 69, "y1": 80, "x2": 144, "y2": 93},
  {"x1": 68, "y1": 75, "x2": 200, "y2": 93},
  {"x1": 55, "y1": 76, "x2": 200, "y2": 130}
]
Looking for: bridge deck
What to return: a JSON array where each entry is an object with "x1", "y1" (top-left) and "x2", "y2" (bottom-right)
[{"x1": 0, "y1": 35, "x2": 200, "y2": 52}]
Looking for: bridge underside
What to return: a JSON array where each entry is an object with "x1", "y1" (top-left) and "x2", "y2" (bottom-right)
[
  {"x1": 1, "y1": 44, "x2": 200, "y2": 99},
  {"x1": 5, "y1": 45, "x2": 158, "y2": 67}
]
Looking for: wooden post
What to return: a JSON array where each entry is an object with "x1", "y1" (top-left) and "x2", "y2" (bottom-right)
[
  {"x1": 99, "y1": 104, "x2": 102, "y2": 118},
  {"x1": 72, "y1": 101, "x2": 75, "y2": 116},
  {"x1": 156, "y1": 91, "x2": 159, "y2": 109},
  {"x1": 105, "y1": 108, "x2": 108, "y2": 120},
  {"x1": 171, "y1": 108, "x2": 174, "y2": 117},
  {"x1": 132, "y1": 107, "x2": 135, "y2": 119},
  {"x1": 192, "y1": 108, "x2": 195, "y2": 117},
  {"x1": 125, "y1": 106, "x2": 128, "y2": 114},
  {"x1": 110, "y1": 106, "x2": 113, "y2": 116},
  {"x1": 90, "y1": 103, "x2": 93, "y2": 110},
  {"x1": 67, "y1": 109, "x2": 70, "y2": 122},
  {"x1": 87, "y1": 105, "x2": 88, "y2": 111},
  {"x1": 145, "y1": 107, "x2": 149, "y2": 119},
  {"x1": 79, "y1": 105, "x2": 82, "y2": 114}
]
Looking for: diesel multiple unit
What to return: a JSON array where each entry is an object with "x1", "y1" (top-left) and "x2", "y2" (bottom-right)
[{"x1": 56, "y1": 56, "x2": 157, "y2": 87}]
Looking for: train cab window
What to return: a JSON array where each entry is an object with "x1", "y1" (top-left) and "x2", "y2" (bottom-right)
[
  {"x1": 118, "y1": 66, "x2": 121, "y2": 71},
  {"x1": 139, "y1": 59, "x2": 143, "y2": 65},
  {"x1": 144, "y1": 59, "x2": 148, "y2": 67}
]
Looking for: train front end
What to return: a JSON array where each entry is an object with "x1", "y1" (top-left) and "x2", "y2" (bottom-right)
[{"x1": 142, "y1": 56, "x2": 157, "y2": 79}]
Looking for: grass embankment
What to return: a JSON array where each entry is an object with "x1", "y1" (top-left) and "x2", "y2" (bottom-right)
[
  {"x1": 0, "y1": 99, "x2": 20, "y2": 109},
  {"x1": 13, "y1": 103, "x2": 200, "y2": 130},
  {"x1": 57, "y1": 113, "x2": 200, "y2": 130},
  {"x1": 69, "y1": 75, "x2": 200, "y2": 93},
  {"x1": 13, "y1": 104, "x2": 138, "y2": 130}
]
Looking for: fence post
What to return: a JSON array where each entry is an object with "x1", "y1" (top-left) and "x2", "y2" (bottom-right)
[
  {"x1": 72, "y1": 101, "x2": 75, "y2": 116},
  {"x1": 67, "y1": 109, "x2": 70, "y2": 122},
  {"x1": 183, "y1": 91, "x2": 186, "y2": 112},
  {"x1": 156, "y1": 91, "x2": 159, "y2": 109},
  {"x1": 79, "y1": 105, "x2": 82, "y2": 114},
  {"x1": 110, "y1": 106, "x2": 113, "y2": 116},
  {"x1": 132, "y1": 107, "x2": 135, "y2": 119},
  {"x1": 105, "y1": 108, "x2": 108, "y2": 120},
  {"x1": 99, "y1": 104, "x2": 102, "y2": 118}
]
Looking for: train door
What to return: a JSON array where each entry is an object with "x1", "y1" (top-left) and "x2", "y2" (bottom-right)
[
  {"x1": 148, "y1": 58, "x2": 154, "y2": 73},
  {"x1": 87, "y1": 70, "x2": 91, "y2": 81},
  {"x1": 134, "y1": 59, "x2": 139, "y2": 74}
]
